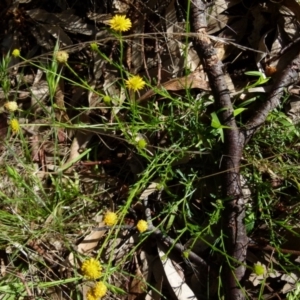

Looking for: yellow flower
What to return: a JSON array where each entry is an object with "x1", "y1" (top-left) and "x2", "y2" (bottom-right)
[
  {"x1": 93, "y1": 281, "x2": 107, "y2": 298},
  {"x1": 81, "y1": 258, "x2": 102, "y2": 280},
  {"x1": 86, "y1": 289, "x2": 98, "y2": 300},
  {"x1": 125, "y1": 75, "x2": 146, "y2": 91},
  {"x1": 55, "y1": 51, "x2": 69, "y2": 64},
  {"x1": 10, "y1": 119, "x2": 20, "y2": 133},
  {"x1": 12, "y1": 49, "x2": 20, "y2": 57},
  {"x1": 86, "y1": 282, "x2": 107, "y2": 300},
  {"x1": 103, "y1": 212, "x2": 118, "y2": 226},
  {"x1": 136, "y1": 220, "x2": 148, "y2": 233},
  {"x1": 4, "y1": 101, "x2": 18, "y2": 112},
  {"x1": 109, "y1": 15, "x2": 132, "y2": 32}
]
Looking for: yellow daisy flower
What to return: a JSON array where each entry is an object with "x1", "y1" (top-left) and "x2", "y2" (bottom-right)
[
  {"x1": 125, "y1": 75, "x2": 146, "y2": 91},
  {"x1": 86, "y1": 289, "x2": 98, "y2": 300},
  {"x1": 81, "y1": 258, "x2": 102, "y2": 280},
  {"x1": 93, "y1": 281, "x2": 107, "y2": 298},
  {"x1": 4, "y1": 101, "x2": 18, "y2": 112},
  {"x1": 86, "y1": 282, "x2": 107, "y2": 300},
  {"x1": 136, "y1": 220, "x2": 148, "y2": 233},
  {"x1": 12, "y1": 49, "x2": 20, "y2": 57},
  {"x1": 109, "y1": 15, "x2": 132, "y2": 32},
  {"x1": 55, "y1": 51, "x2": 69, "y2": 64},
  {"x1": 103, "y1": 211, "x2": 118, "y2": 226},
  {"x1": 10, "y1": 119, "x2": 20, "y2": 133}
]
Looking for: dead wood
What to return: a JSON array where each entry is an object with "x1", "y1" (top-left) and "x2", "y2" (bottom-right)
[
  {"x1": 243, "y1": 53, "x2": 300, "y2": 144},
  {"x1": 190, "y1": 1, "x2": 248, "y2": 299}
]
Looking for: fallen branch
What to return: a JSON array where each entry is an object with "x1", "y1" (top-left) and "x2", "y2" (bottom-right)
[
  {"x1": 244, "y1": 53, "x2": 300, "y2": 144},
  {"x1": 190, "y1": 1, "x2": 247, "y2": 299}
]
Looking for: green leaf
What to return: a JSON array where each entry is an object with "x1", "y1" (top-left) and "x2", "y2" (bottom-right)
[
  {"x1": 108, "y1": 285, "x2": 127, "y2": 295},
  {"x1": 237, "y1": 97, "x2": 257, "y2": 107},
  {"x1": 233, "y1": 107, "x2": 247, "y2": 117},
  {"x1": 244, "y1": 71, "x2": 270, "y2": 89},
  {"x1": 218, "y1": 128, "x2": 225, "y2": 143},
  {"x1": 245, "y1": 71, "x2": 264, "y2": 77},
  {"x1": 211, "y1": 112, "x2": 221, "y2": 128},
  {"x1": 182, "y1": 250, "x2": 190, "y2": 259},
  {"x1": 256, "y1": 77, "x2": 270, "y2": 85},
  {"x1": 6, "y1": 166, "x2": 19, "y2": 180}
]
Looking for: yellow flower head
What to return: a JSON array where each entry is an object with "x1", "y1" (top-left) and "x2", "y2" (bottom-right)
[
  {"x1": 10, "y1": 119, "x2": 20, "y2": 133},
  {"x1": 86, "y1": 282, "x2": 107, "y2": 300},
  {"x1": 86, "y1": 289, "x2": 98, "y2": 300},
  {"x1": 81, "y1": 258, "x2": 102, "y2": 280},
  {"x1": 103, "y1": 211, "x2": 118, "y2": 226},
  {"x1": 125, "y1": 75, "x2": 145, "y2": 91},
  {"x1": 4, "y1": 101, "x2": 18, "y2": 112},
  {"x1": 136, "y1": 220, "x2": 148, "y2": 233},
  {"x1": 55, "y1": 51, "x2": 69, "y2": 64},
  {"x1": 109, "y1": 15, "x2": 132, "y2": 32},
  {"x1": 93, "y1": 281, "x2": 107, "y2": 298},
  {"x1": 12, "y1": 49, "x2": 20, "y2": 57}
]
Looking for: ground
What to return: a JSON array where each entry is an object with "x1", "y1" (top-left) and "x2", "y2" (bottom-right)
[{"x1": 0, "y1": 0, "x2": 300, "y2": 299}]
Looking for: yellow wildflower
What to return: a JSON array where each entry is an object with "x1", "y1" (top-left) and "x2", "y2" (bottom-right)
[
  {"x1": 81, "y1": 258, "x2": 102, "y2": 280},
  {"x1": 55, "y1": 51, "x2": 69, "y2": 64},
  {"x1": 4, "y1": 101, "x2": 18, "y2": 112},
  {"x1": 86, "y1": 289, "x2": 98, "y2": 300},
  {"x1": 10, "y1": 119, "x2": 20, "y2": 133},
  {"x1": 136, "y1": 220, "x2": 148, "y2": 233},
  {"x1": 125, "y1": 75, "x2": 145, "y2": 91},
  {"x1": 12, "y1": 49, "x2": 20, "y2": 57},
  {"x1": 93, "y1": 281, "x2": 107, "y2": 298},
  {"x1": 86, "y1": 282, "x2": 107, "y2": 300},
  {"x1": 103, "y1": 211, "x2": 118, "y2": 226},
  {"x1": 109, "y1": 15, "x2": 132, "y2": 32}
]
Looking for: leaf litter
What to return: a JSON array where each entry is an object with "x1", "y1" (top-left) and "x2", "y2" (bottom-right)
[{"x1": 0, "y1": 0, "x2": 300, "y2": 299}]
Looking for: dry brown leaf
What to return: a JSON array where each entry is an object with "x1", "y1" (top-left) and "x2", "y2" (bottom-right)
[
  {"x1": 146, "y1": 257, "x2": 164, "y2": 300},
  {"x1": 67, "y1": 222, "x2": 106, "y2": 268},
  {"x1": 207, "y1": 0, "x2": 241, "y2": 34},
  {"x1": 128, "y1": 256, "x2": 147, "y2": 300},
  {"x1": 137, "y1": 71, "x2": 210, "y2": 103},
  {"x1": 157, "y1": 243, "x2": 196, "y2": 300},
  {"x1": 139, "y1": 180, "x2": 161, "y2": 200},
  {"x1": 54, "y1": 78, "x2": 70, "y2": 124},
  {"x1": 30, "y1": 80, "x2": 49, "y2": 111},
  {"x1": 104, "y1": 234, "x2": 137, "y2": 264},
  {"x1": 77, "y1": 224, "x2": 106, "y2": 254},
  {"x1": 282, "y1": 0, "x2": 300, "y2": 22},
  {"x1": 61, "y1": 130, "x2": 94, "y2": 172}
]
